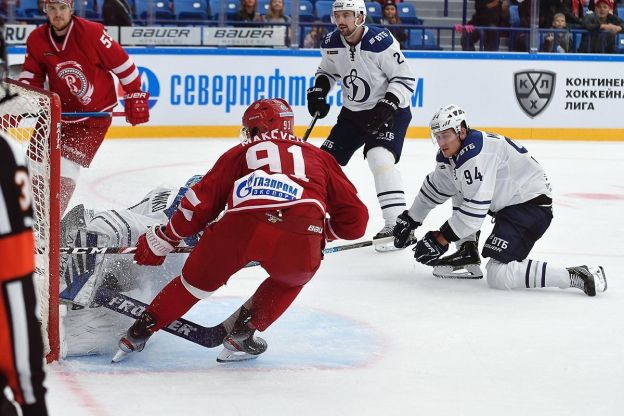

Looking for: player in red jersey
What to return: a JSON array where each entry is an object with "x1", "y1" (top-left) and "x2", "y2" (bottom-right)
[
  {"x1": 113, "y1": 98, "x2": 369, "y2": 363},
  {"x1": 18, "y1": 0, "x2": 150, "y2": 213},
  {"x1": 0, "y1": 96, "x2": 49, "y2": 415}
]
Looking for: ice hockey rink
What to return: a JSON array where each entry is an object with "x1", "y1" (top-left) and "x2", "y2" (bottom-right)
[{"x1": 44, "y1": 137, "x2": 623, "y2": 416}]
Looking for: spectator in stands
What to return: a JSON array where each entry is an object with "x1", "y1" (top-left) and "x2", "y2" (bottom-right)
[
  {"x1": 262, "y1": 0, "x2": 290, "y2": 43},
  {"x1": 543, "y1": 12, "x2": 573, "y2": 51},
  {"x1": 102, "y1": 0, "x2": 133, "y2": 26},
  {"x1": 262, "y1": 0, "x2": 290, "y2": 23},
  {"x1": 580, "y1": 0, "x2": 624, "y2": 52},
  {"x1": 380, "y1": 0, "x2": 407, "y2": 49},
  {"x1": 541, "y1": 0, "x2": 584, "y2": 29},
  {"x1": 233, "y1": 0, "x2": 263, "y2": 21},
  {"x1": 588, "y1": 0, "x2": 620, "y2": 15},
  {"x1": 303, "y1": 23, "x2": 327, "y2": 48},
  {"x1": 460, "y1": 0, "x2": 503, "y2": 51}
]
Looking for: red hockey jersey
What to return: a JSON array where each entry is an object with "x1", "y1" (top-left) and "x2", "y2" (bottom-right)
[
  {"x1": 168, "y1": 130, "x2": 368, "y2": 241},
  {"x1": 19, "y1": 16, "x2": 142, "y2": 122}
]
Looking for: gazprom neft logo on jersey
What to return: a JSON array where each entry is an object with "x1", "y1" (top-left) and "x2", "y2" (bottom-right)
[
  {"x1": 233, "y1": 171, "x2": 303, "y2": 207},
  {"x1": 118, "y1": 66, "x2": 160, "y2": 109}
]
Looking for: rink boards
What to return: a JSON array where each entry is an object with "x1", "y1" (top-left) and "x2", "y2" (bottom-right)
[{"x1": 7, "y1": 48, "x2": 624, "y2": 141}]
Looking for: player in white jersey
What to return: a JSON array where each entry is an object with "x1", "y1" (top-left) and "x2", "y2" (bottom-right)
[
  {"x1": 393, "y1": 104, "x2": 607, "y2": 296},
  {"x1": 58, "y1": 176, "x2": 202, "y2": 356},
  {"x1": 306, "y1": 0, "x2": 416, "y2": 251}
]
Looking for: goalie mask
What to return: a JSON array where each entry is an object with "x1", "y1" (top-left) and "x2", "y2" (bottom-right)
[
  {"x1": 241, "y1": 98, "x2": 294, "y2": 141},
  {"x1": 331, "y1": 0, "x2": 367, "y2": 24},
  {"x1": 429, "y1": 104, "x2": 468, "y2": 142}
]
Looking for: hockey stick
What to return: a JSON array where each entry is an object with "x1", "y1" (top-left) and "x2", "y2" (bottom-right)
[
  {"x1": 94, "y1": 287, "x2": 244, "y2": 349},
  {"x1": 62, "y1": 111, "x2": 126, "y2": 118},
  {"x1": 92, "y1": 236, "x2": 415, "y2": 349},
  {"x1": 301, "y1": 111, "x2": 320, "y2": 142},
  {"x1": 58, "y1": 236, "x2": 397, "y2": 257}
]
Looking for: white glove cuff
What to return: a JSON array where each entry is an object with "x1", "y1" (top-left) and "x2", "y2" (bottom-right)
[{"x1": 145, "y1": 225, "x2": 175, "y2": 256}]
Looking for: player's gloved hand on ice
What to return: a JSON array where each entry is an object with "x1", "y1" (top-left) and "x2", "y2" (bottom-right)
[
  {"x1": 306, "y1": 87, "x2": 330, "y2": 119},
  {"x1": 124, "y1": 91, "x2": 150, "y2": 126},
  {"x1": 413, "y1": 231, "x2": 448, "y2": 265},
  {"x1": 365, "y1": 93, "x2": 399, "y2": 136},
  {"x1": 134, "y1": 224, "x2": 180, "y2": 266},
  {"x1": 393, "y1": 210, "x2": 420, "y2": 248}
]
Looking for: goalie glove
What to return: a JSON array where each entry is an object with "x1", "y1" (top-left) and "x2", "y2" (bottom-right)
[
  {"x1": 134, "y1": 225, "x2": 180, "y2": 266},
  {"x1": 393, "y1": 210, "x2": 420, "y2": 248},
  {"x1": 365, "y1": 93, "x2": 399, "y2": 136},
  {"x1": 124, "y1": 91, "x2": 150, "y2": 126},
  {"x1": 413, "y1": 231, "x2": 448, "y2": 265}
]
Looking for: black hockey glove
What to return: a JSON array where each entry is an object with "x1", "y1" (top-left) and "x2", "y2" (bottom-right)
[
  {"x1": 393, "y1": 210, "x2": 420, "y2": 248},
  {"x1": 413, "y1": 231, "x2": 449, "y2": 265},
  {"x1": 306, "y1": 87, "x2": 330, "y2": 119},
  {"x1": 365, "y1": 93, "x2": 399, "y2": 136}
]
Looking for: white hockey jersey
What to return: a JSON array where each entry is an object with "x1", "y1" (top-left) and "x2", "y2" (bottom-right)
[
  {"x1": 315, "y1": 25, "x2": 416, "y2": 110},
  {"x1": 407, "y1": 130, "x2": 552, "y2": 240}
]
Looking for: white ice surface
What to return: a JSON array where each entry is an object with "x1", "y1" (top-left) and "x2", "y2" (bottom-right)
[{"x1": 45, "y1": 138, "x2": 623, "y2": 416}]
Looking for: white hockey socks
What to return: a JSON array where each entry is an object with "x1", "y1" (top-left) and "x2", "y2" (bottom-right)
[
  {"x1": 366, "y1": 147, "x2": 406, "y2": 226},
  {"x1": 485, "y1": 258, "x2": 571, "y2": 290}
]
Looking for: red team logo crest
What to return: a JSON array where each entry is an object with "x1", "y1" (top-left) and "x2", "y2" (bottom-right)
[{"x1": 56, "y1": 61, "x2": 95, "y2": 105}]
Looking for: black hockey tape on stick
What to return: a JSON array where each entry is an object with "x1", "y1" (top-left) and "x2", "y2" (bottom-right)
[
  {"x1": 94, "y1": 287, "x2": 247, "y2": 349},
  {"x1": 301, "y1": 111, "x2": 320, "y2": 142}
]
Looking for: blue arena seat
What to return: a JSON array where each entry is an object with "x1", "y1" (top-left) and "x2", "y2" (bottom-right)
[
  {"x1": 173, "y1": 0, "x2": 209, "y2": 20},
  {"x1": 315, "y1": 0, "x2": 334, "y2": 23},
  {"x1": 209, "y1": 0, "x2": 240, "y2": 19},
  {"x1": 15, "y1": 0, "x2": 42, "y2": 17},
  {"x1": 135, "y1": 0, "x2": 175, "y2": 20},
  {"x1": 509, "y1": 4, "x2": 520, "y2": 27},
  {"x1": 396, "y1": 2, "x2": 421, "y2": 25},
  {"x1": 365, "y1": 2, "x2": 381, "y2": 23},
  {"x1": 75, "y1": 0, "x2": 99, "y2": 18},
  {"x1": 256, "y1": 0, "x2": 313, "y2": 21},
  {"x1": 408, "y1": 29, "x2": 440, "y2": 50},
  {"x1": 617, "y1": 34, "x2": 624, "y2": 53}
]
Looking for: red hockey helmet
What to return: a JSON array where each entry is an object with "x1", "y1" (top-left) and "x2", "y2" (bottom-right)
[
  {"x1": 241, "y1": 98, "x2": 294, "y2": 140},
  {"x1": 45, "y1": 0, "x2": 74, "y2": 9}
]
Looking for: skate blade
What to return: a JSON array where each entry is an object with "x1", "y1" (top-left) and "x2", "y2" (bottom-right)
[
  {"x1": 111, "y1": 348, "x2": 131, "y2": 363},
  {"x1": 216, "y1": 348, "x2": 260, "y2": 363},
  {"x1": 593, "y1": 266, "x2": 608, "y2": 293},
  {"x1": 433, "y1": 264, "x2": 483, "y2": 279}
]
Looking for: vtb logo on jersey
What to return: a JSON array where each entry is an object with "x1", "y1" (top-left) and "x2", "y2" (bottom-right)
[
  {"x1": 56, "y1": 61, "x2": 94, "y2": 105},
  {"x1": 343, "y1": 69, "x2": 370, "y2": 103},
  {"x1": 514, "y1": 70, "x2": 556, "y2": 118}
]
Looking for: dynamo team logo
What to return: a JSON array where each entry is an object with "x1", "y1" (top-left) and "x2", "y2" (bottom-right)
[
  {"x1": 118, "y1": 66, "x2": 160, "y2": 110},
  {"x1": 514, "y1": 70, "x2": 556, "y2": 118}
]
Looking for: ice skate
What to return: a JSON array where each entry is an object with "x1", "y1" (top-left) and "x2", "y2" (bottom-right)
[
  {"x1": 433, "y1": 240, "x2": 483, "y2": 279},
  {"x1": 217, "y1": 308, "x2": 267, "y2": 363},
  {"x1": 373, "y1": 224, "x2": 403, "y2": 252},
  {"x1": 567, "y1": 265, "x2": 607, "y2": 296},
  {"x1": 112, "y1": 311, "x2": 156, "y2": 363}
]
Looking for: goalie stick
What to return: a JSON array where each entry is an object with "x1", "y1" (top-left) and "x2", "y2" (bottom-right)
[
  {"x1": 94, "y1": 287, "x2": 245, "y2": 349},
  {"x1": 91, "y1": 236, "x2": 415, "y2": 349}
]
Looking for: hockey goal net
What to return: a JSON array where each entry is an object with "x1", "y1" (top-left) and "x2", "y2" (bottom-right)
[{"x1": 0, "y1": 79, "x2": 61, "y2": 362}]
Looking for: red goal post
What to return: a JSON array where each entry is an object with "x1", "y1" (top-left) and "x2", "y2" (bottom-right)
[{"x1": 1, "y1": 79, "x2": 61, "y2": 362}]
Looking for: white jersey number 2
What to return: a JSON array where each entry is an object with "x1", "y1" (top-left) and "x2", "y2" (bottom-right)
[{"x1": 245, "y1": 142, "x2": 308, "y2": 181}]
